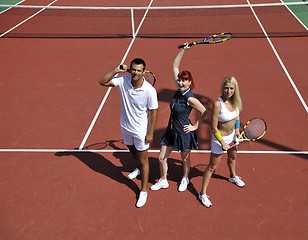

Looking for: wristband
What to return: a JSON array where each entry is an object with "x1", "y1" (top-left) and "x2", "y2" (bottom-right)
[
  {"x1": 213, "y1": 131, "x2": 222, "y2": 141},
  {"x1": 235, "y1": 120, "x2": 240, "y2": 129}
]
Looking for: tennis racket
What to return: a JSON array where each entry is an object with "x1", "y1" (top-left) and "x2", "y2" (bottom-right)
[
  {"x1": 120, "y1": 64, "x2": 156, "y2": 87},
  {"x1": 178, "y1": 32, "x2": 233, "y2": 49},
  {"x1": 229, "y1": 117, "x2": 267, "y2": 147}
]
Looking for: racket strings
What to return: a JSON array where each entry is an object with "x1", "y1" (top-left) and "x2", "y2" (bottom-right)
[
  {"x1": 205, "y1": 33, "x2": 232, "y2": 43},
  {"x1": 143, "y1": 71, "x2": 156, "y2": 86},
  {"x1": 212, "y1": 36, "x2": 227, "y2": 42},
  {"x1": 243, "y1": 119, "x2": 266, "y2": 140}
]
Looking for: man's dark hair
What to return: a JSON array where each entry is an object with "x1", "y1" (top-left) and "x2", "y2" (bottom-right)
[{"x1": 130, "y1": 58, "x2": 146, "y2": 71}]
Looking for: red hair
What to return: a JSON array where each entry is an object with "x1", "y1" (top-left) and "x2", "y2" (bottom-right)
[{"x1": 178, "y1": 70, "x2": 194, "y2": 90}]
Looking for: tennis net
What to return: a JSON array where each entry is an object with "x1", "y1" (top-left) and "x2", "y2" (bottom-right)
[{"x1": 0, "y1": 2, "x2": 307, "y2": 38}]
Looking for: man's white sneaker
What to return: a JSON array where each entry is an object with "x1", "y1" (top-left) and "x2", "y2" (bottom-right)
[
  {"x1": 228, "y1": 175, "x2": 245, "y2": 187},
  {"x1": 136, "y1": 191, "x2": 148, "y2": 208},
  {"x1": 178, "y1": 177, "x2": 189, "y2": 192},
  {"x1": 127, "y1": 168, "x2": 140, "y2": 180},
  {"x1": 198, "y1": 193, "x2": 212, "y2": 208},
  {"x1": 150, "y1": 178, "x2": 169, "y2": 191}
]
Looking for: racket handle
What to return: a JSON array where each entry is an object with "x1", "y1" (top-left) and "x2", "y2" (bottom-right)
[
  {"x1": 229, "y1": 141, "x2": 237, "y2": 147},
  {"x1": 229, "y1": 137, "x2": 240, "y2": 148},
  {"x1": 120, "y1": 64, "x2": 130, "y2": 73},
  {"x1": 177, "y1": 43, "x2": 194, "y2": 49}
]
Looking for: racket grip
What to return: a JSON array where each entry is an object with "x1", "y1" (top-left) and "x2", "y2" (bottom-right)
[
  {"x1": 120, "y1": 64, "x2": 130, "y2": 73},
  {"x1": 229, "y1": 138, "x2": 239, "y2": 147},
  {"x1": 229, "y1": 141, "x2": 237, "y2": 147},
  {"x1": 177, "y1": 43, "x2": 194, "y2": 49}
]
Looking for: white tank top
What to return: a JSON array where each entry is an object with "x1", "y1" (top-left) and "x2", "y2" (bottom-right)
[{"x1": 217, "y1": 97, "x2": 239, "y2": 122}]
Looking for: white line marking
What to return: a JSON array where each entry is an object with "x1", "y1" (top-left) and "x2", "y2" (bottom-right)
[
  {"x1": 78, "y1": 87, "x2": 112, "y2": 149},
  {"x1": 246, "y1": 0, "x2": 308, "y2": 114},
  {"x1": 0, "y1": 0, "x2": 58, "y2": 38},
  {"x1": 0, "y1": 0, "x2": 27, "y2": 15},
  {"x1": 78, "y1": 0, "x2": 154, "y2": 149},
  {"x1": 1, "y1": 2, "x2": 307, "y2": 10},
  {"x1": 281, "y1": 0, "x2": 308, "y2": 31},
  {"x1": 0, "y1": 149, "x2": 307, "y2": 154},
  {"x1": 134, "y1": 0, "x2": 154, "y2": 36}
]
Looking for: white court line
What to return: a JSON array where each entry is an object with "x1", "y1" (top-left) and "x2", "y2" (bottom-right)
[
  {"x1": 246, "y1": 0, "x2": 308, "y2": 114},
  {"x1": 0, "y1": 0, "x2": 27, "y2": 14},
  {"x1": 281, "y1": 0, "x2": 308, "y2": 31},
  {"x1": 78, "y1": 0, "x2": 154, "y2": 150},
  {"x1": 1, "y1": 2, "x2": 307, "y2": 10},
  {"x1": 0, "y1": 149, "x2": 307, "y2": 154},
  {"x1": 0, "y1": 0, "x2": 58, "y2": 38}
]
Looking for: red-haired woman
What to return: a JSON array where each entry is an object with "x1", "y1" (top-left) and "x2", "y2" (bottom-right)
[{"x1": 150, "y1": 44, "x2": 207, "y2": 192}]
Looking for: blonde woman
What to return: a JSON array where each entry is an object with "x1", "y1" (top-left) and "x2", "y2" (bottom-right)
[{"x1": 199, "y1": 76, "x2": 245, "y2": 207}]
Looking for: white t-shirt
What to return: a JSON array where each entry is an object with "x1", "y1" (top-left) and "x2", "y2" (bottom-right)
[{"x1": 113, "y1": 75, "x2": 158, "y2": 135}]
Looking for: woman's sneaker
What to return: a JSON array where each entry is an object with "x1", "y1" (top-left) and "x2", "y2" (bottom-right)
[
  {"x1": 198, "y1": 193, "x2": 212, "y2": 208},
  {"x1": 150, "y1": 178, "x2": 169, "y2": 191},
  {"x1": 178, "y1": 177, "x2": 189, "y2": 192},
  {"x1": 127, "y1": 168, "x2": 140, "y2": 180},
  {"x1": 136, "y1": 191, "x2": 148, "y2": 208},
  {"x1": 228, "y1": 175, "x2": 245, "y2": 187}
]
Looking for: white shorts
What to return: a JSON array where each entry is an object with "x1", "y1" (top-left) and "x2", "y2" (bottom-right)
[
  {"x1": 121, "y1": 127, "x2": 149, "y2": 151},
  {"x1": 211, "y1": 130, "x2": 238, "y2": 155}
]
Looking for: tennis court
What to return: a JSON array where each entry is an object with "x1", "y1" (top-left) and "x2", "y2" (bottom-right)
[{"x1": 0, "y1": 0, "x2": 307, "y2": 239}]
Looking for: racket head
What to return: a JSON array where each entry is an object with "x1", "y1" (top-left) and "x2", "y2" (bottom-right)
[
  {"x1": 178, "y1": 32, "x2": 233, "y2": 48},
  {"x1": 198, "y1": 32, "x2": 233, "y2": 44},
  {"x1": 242, "y1": 117, "x2": 267, "y2": 141},
  {"x1": 143, "y1": 70, "x2": 156, "y2": 87}
]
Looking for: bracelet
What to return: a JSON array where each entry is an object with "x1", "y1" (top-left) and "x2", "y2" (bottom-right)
[
  {"x1": 235, "y1": 120, "x2": 240, "y2": 129},
  {"x1": 213, "y1": 131, "x2": 222, "y2": 141}
]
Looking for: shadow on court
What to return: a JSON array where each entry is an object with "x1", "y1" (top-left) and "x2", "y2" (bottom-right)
[
  {"x1": 55, "y1": 151, "x2": 141, "y2": 196},
  {"x1": 55, "y1": 150, "x2": 229, "y2": 199},
  {"x1": 259, "y1": 139, "x2": 308, "y2": 160}
]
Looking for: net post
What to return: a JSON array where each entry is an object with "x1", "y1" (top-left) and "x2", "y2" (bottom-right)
[{"x1": 130, "y1": 8, "x2": 136, "y2": 39}]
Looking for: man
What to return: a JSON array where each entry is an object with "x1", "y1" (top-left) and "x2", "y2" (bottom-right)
[{"x1": 99, "y1": 58, "x2": 158, "y2": 208}]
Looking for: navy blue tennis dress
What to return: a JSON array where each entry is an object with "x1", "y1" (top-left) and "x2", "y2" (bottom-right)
[{"x1": 161, "y1": 88, "x2": 198, "y2": 152}]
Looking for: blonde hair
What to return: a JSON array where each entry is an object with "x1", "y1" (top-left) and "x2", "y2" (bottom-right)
[{"x1": 220, "y1": 76, "x2": 242, "y2": 112}]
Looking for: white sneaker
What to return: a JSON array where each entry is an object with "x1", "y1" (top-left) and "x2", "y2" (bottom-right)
[
  {"x1": 198, "y1": 193, "x2": 212, "y2": 208},
  {"x1": 228, "y1": 175, "x2": 245, "y2": 187},
  {"x1": 150, "y1": 178, "x2": 169, "y2": 191},
  {"x1": 178, "y1": 177, "x2": 189, "y2": 192},
  {"x1": 127, "y1": 168, "x2": 140, "y2": 180},
  {"x1": 136, "y1": 191, "x2": 148, "y2": 208}
]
